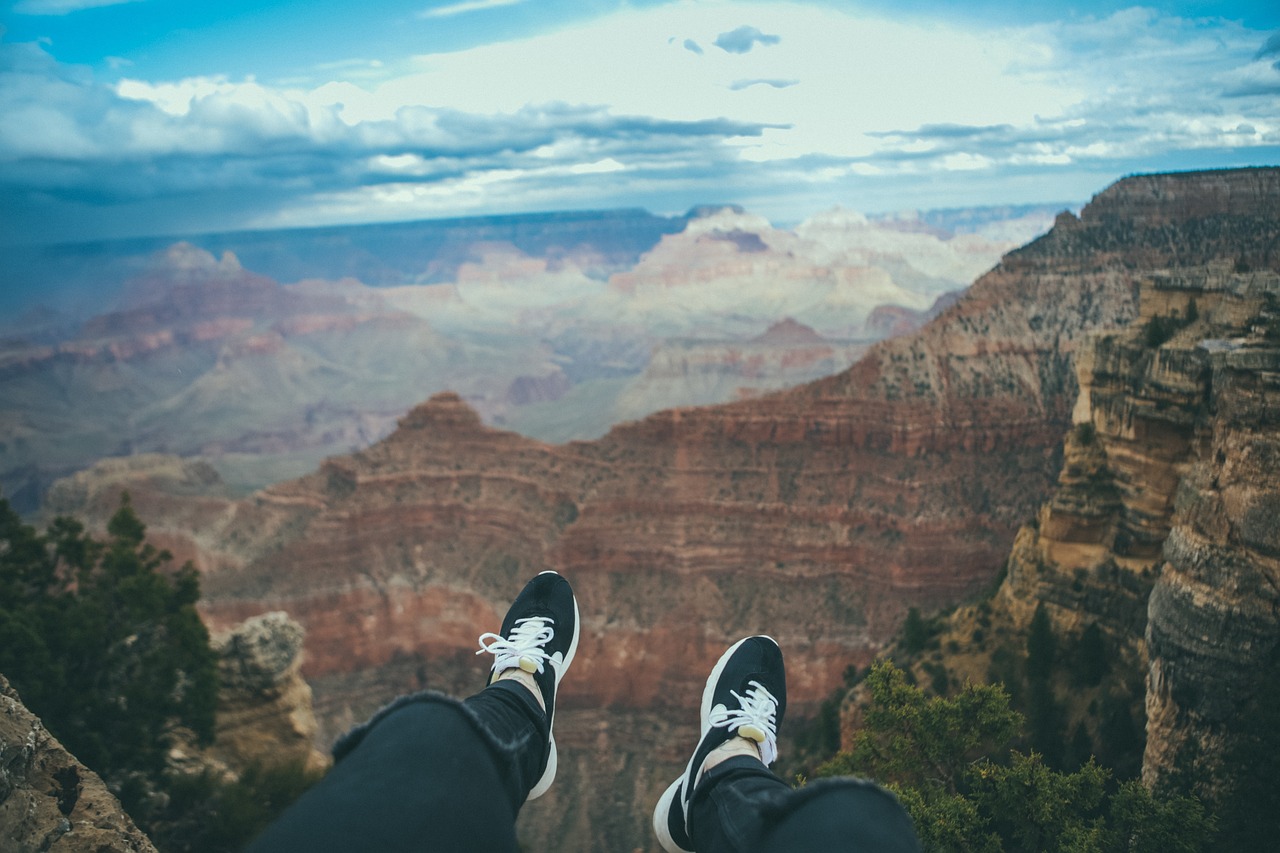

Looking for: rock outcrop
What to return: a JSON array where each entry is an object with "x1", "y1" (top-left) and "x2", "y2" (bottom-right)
[
  {"x1": 45, "y1": 168, "x2": 1280, "y2": 851},
  {"x1": 915, "y1": 257, "x2": 1280, "y2": 808},
  {"x1": 1141, "y1": 271, "x2": 1280, "y2": 801},
  {"x1": 0, "y1": 675, "x2": 157, "y2": 853},
  {"x1": 0, "y1": 612, "x2": 328, "y2": 853},
  {"x1": 203, "y1": 612, "x2": 330, "y2": 778}
]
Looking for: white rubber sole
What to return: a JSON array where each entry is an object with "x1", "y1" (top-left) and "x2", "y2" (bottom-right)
[
  {"x1": 526, "y1": 572, "x2": 580, "y2": 801},
  {"x1": 653, "y1": 776, "x2": 692, "y2": 853}
]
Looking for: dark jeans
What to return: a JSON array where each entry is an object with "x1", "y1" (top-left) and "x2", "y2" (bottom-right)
[
  {"x1": 244, "y1": 680, "x2": 545, "y2": 853},
  {"x1": 247, "y1": 683, "x2": 920, "y2": 852},
  {"x1": 691, "y1": 756, "x2": 921, "y2": 853}
]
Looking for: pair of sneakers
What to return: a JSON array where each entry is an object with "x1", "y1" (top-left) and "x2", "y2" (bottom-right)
[{"x1": 478, "y1": 571, "x2": 787, "y2": 853}]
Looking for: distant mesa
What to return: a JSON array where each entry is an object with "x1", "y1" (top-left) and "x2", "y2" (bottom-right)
[
  {"x1": 863, "y1": 304, "x2": 926, "y2": 338},
  {"x1": 750, "y1": 318, "x2": 825, "y2": 345},
  {"x1": 685, "y1": 203, "x2": 746, "y2": 219},
  {"x1": 708, "y1": 229, "x2": 769, "y2": 253}
]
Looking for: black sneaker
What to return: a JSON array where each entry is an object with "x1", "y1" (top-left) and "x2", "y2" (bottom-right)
[
  {"x1": 653, "y1": 636, "x2": 787, "y2": 853},
  {"x1": 476, "y1": 570, "x2": 580, "y2": 800}
]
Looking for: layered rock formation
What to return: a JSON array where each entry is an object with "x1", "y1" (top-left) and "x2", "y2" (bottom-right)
[
  {"x1": 607, "y1": 319, "x2": 874, "y2": 422},
  {"x1": 202, "y1": 612, "x2": 330, "y2": 779},
  {"x1": 3, "y1": 204, "x2": 1037, "y2": 510},
  {"x1": 916, "y1": 257, "x2": 1279, "y2": 810},
  {"x1": 44, "y1": 168, "x2": 1280, "y2": 851},
  {"x1": 1142, "y1": 271, "x2": 1280, "y2": 800},
  {"x1": 0, "y1": 675, "x2": 157, "y2": 853},
  {"x1": 0, "y1": 244, "x2": 455, "y2": 509}
]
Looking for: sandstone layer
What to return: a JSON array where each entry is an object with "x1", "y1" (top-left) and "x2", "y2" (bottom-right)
[{"x1": 48, "y1": 168, "x2": 1280, "y2": 852}]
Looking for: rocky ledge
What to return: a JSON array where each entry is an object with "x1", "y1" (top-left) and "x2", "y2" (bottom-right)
[{"x1": 0, "y1": 675, "x2": 157, "y2": 853}]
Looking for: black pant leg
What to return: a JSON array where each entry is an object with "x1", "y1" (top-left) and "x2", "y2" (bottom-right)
[
  {"x1": 246, "y1": 683, "x2": 546, "y2": 853},
  {"x1": 690, "y1": 756, "x2": 921, "y2": 853},
  {"x1": 462, "y1": 678, "x2": 551, "y2": 809}
]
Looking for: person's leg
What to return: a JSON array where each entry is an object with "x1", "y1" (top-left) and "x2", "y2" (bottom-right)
[
  {"x1": 690, "y1": 756, "x2": 920, "y2": 853},
  {"x1": 653, "y1": 635, "x2": 788, "y2": 853},
  {"x1": 686, "y1": 756, "x2": 785, "y2": 853},
  {"x1": 654, "y1": 635, "x2": 920, "y2": 853},
  {"x1": 244, "y1": 685, "x2": 536, "y2": 853},
  {"x1": 247, "y1": 570, "x2": 579, "y2": 853}
]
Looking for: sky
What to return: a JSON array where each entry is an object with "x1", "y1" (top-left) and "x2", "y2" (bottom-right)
[{"x1": 1, "y1": 0, "x2": 1278, "y2": 246}]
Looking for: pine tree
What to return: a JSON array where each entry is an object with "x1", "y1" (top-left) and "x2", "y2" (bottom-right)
[{"x1": 0, "y1": 494, "x2": 218, "y2": 815}]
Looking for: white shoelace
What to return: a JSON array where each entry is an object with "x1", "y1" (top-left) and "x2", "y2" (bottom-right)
[
  {"x1": 708, "y1": 680, "x2": 780, "y2": 766},
  {"x1": 476, "y1": 616, "x2": 556, "y2": 675}
]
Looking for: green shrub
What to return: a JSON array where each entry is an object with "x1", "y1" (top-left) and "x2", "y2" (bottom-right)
[
  {"x1": 814, "y1": 660, "x2": 1215, "y2": 852},
  {"x1": 0, "y1": 494, "x2": 218, "y2": 806}
]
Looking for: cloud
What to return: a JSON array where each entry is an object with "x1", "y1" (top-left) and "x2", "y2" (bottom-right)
[
  {"x1": 683, "y1": 39, "x2": 703, "y2": 55},
  {"x1": 2, "y1": 3, "x2": 1279, "y2": 244},
  {"x1": 1224, "y1": 77, "x2": 1280, "y2": 97},
  {"x1": 714, "y1": 26, "x2": 781, "y2": 54},
  {"x1": 0, "y1": 39, "x2": 784, "y2": 242},
  {"x1": 1256, "y1": 31, "x2": 1280, "y2": 59},
  {"x1": 419, "y1": 0, "x2": 525, "y2": 19},
  {"x1": 729, "y1": 78, "x2": 798, "y2": 91},
  {"x1": 869, "y1": 123, "x2": 1016, "y2": 140},
  {"x1": 12, "y1": 0, "x2": 144, "y2": 14}
]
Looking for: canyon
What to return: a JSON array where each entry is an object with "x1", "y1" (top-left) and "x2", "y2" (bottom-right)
[
  {"x1": 40, "y1": 168, "x2": 1280, "y2": 851},
  {"x1": 1, "y1": 204, "x2": 1048, "y2": 514}
]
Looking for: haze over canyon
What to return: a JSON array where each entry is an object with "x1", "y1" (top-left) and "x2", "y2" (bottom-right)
[{"x1": 1, "y1": 202, "x2": 1055, "y2": 514}]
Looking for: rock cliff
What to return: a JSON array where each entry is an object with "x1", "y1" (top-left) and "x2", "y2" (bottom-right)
[
  {"x1": 0, "y1": 675, "x2": 157, "y2": 853},
  {"x1": 905, "y1": 258, "x2": 1280, "y2": 811},
  {"x1": 1141, "y1": 271, "x2": 1280, "y2": 803},
  {"x1": 46, "y1": 168, "x2": 1280, "y2": 851}
]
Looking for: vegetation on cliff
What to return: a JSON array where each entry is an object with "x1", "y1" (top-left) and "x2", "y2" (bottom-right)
[
  {"x1": 0, "y1": 494, "x2": 218, "y2": 806},
  {"x1": 0, "y1": 495, "x2": 318, "y2": 852},
  {"x1": 813, "y1": 660, "x2": 1213, "y2": 852}
]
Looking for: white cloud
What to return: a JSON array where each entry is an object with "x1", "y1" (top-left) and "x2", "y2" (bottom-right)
[
  {"x1": 2, "y1": 1, "x2": 1278, "y2": 243},
  {"x1": 419, "y1": 0, "x2": 526, "y2": 19},
  {"x1": 567, "y1": 158, "x2": 626, "y2": 174},
  {"x1": 378, "y1": 3, "x2": 1084, "y2": 159},
  {"x1": 13, "y1": 0, "x2": 144, "y2": 14},
  {"x1": 21, "y1": 3, "x2": 1274, "y2": 171}
]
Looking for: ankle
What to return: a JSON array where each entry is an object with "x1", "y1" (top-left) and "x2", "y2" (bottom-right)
[
  {"x1": 701, "y1": 735, "x2": 762, "y2": 775},
  {"x1": 497, "y1": 667, "x2": 545, "y2": 711}
]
